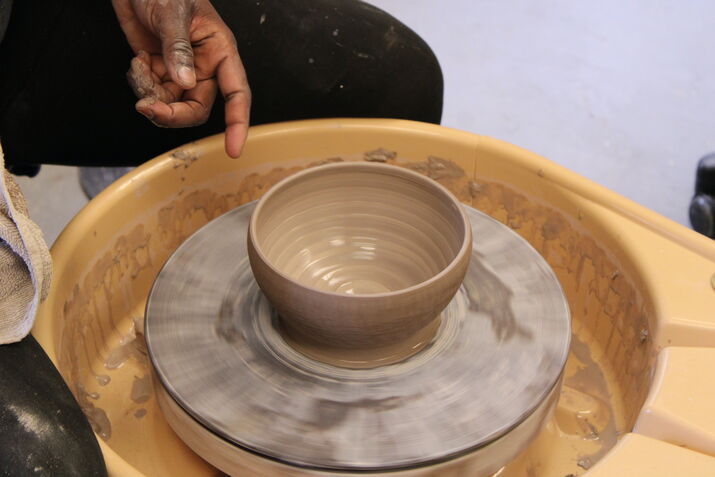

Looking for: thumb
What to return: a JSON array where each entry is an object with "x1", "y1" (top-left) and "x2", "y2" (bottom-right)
[{"x1": 159, "y1": 9, "x2": 196, "y2": 89}]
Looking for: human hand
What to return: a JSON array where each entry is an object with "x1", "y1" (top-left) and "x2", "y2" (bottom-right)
[{"x1": 112, "y1": 0, "x2": 250, "y2": 158}]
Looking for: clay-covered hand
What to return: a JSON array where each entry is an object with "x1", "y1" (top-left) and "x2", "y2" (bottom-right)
[{"x1": 112, "y1": 0, "x2": 251, "y2": 158}]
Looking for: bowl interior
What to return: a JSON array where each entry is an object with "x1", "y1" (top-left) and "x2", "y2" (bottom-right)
[{"x1": 252, "y1": 164, "x2": 466, "y2": 295}]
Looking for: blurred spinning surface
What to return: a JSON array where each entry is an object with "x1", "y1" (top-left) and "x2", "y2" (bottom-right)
[{"x1": 146, "y1": 201, "x2": 570, "y2": 471}]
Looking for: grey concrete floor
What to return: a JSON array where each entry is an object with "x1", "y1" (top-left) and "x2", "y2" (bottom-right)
[{"x1": 16, "y1": 0, "x2": 714, "y2": 245}]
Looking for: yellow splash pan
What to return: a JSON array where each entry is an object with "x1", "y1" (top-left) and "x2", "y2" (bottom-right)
[{"x1": 31, "y1": 119, "x2": 715, "y2": 476}]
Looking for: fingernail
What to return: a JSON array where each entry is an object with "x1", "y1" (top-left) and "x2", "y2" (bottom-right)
[
  {"x1": 138, "y1": 109, "x2": 154, "y2": 120},
  {"x1": 178, "y1": 66, "x2": 195, "y2": 87},
  {"x1": 136, "y1": 101, "x2": 155, "y2": 120}
]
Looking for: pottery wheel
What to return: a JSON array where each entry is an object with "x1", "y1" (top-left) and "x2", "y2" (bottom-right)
[{"x1": 145, "y1": 201, "x2": 570, "y2": 471}]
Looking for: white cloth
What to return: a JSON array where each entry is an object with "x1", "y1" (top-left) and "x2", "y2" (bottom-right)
[{"x1": 0, "y1": 143, "x2": 52, "y2": 344}]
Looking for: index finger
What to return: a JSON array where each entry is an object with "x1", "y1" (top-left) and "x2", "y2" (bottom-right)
[{"x1": 216, "y1": 45, "x2": 251, "y2": 158}]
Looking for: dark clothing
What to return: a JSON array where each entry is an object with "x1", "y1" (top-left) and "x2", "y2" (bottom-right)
[
  {"x1": 0, "y1": 334, "x2": 107, "y2": 476},
  {"x1": 0, "y1": 0, "x2": 11, "y2": 44},
  {"x1": 0, "y1": 0, "x2": 443, "y2": 169}
]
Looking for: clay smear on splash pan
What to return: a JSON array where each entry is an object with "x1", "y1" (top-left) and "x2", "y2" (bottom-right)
[{"x1": 57, "y1": 152, "x2": 651, "y2": 477}]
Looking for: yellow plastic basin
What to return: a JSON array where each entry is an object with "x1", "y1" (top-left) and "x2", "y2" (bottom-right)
[{"x1": 31, "y1": 119, "x2": 715, "y2": 476}]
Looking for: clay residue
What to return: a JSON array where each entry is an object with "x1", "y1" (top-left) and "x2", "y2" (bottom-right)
[
  {"x1": 357, "y1": 151, "x2": 474, "y2": 203},
  {"x1": 317, "y1": 156, "x2": 344, "y2": 165},
  {"x1": 363, "y1": 148, "x2": 397, "y2": 162},
  {"x1": 403, "y1": 156, "x2": 472, "y2": 202},
  {"x1": 462, "y1": 250, "x2": 534, "y2": 342},
  {"x1": 309, "y1": 396, "x2": 406, "y2": 431},
  {"x1": 471, "y1": 179, "x2": 655, "y2": 430},
  {"x1": 6, "y1": 404, "x2": 52, "y2": 437},
  {"x1": 59, "y1": 222, "x2": 153, "y2": 410},
  {"x1": 83, "y1": 402, "x2": 112, "y2": 441},
  {"x1": 156, "y1": 189, "x2": 234, "y2": 252},
  {"x1": 405, "y1": 155, "x2": 465, "y2": 179},
  {"x1": 171, "y1": 148, "x2": 199, "y2": 169},
  {"x1": 562, "y1": 335, "x2": 619, "y2": 466},
  {"x1": 104, "y1": 320, "x2": 148, "y2": 370},
  {"x1": 500, "y1": 335, "x2": 622, "y2": 477},
  {"x1": 130, "y1": 375, "x2": 152, "y2": 404},
  {"x1": 468, "y1": 180, "x2": 481, "y2": 198},
  {"x1": 75, "y1": 384, "x2": 112, "y2": 441},
  {"x1": 78, "y1": 384, "x2": 100, "y2": 401},
  {"x1": 577, "y1": 457, "x2": 593, "y2": 470},
  {"x1": 55, "y1": 151, "x2": 655, "y2": 476}
]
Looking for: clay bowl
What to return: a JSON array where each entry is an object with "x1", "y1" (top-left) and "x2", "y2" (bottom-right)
[{"x1": 247, "y1": 162, "x2": 472, "y2": 364}]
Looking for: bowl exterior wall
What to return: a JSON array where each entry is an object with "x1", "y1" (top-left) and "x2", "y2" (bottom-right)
[{"x1": 247, "y1": 224, "x2": 471, "y2": 349}]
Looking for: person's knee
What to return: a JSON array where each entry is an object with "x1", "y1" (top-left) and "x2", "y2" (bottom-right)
[
  {"x1": 214, "y1": 0, "x2": 444, "y2": 125},
  {"x1": 0, "y1": 336, "x2": 107, "y2": 476},
  {"x1": 322, "y1": 1, "x2": 444, "y2": 123},
  {"x1": 331, "y1": 1, "x2": 444, "y2": 123}
]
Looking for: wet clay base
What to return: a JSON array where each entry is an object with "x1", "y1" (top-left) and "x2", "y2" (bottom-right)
[
  {"x1": 144, "y1": 201, "x2": 570, "y2": 472},
  {"x1": 280, "y1": 315, "x2": 442, "y2": 368}
]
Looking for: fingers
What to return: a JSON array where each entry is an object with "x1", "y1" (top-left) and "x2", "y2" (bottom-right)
[
  {"x1": 120, "y1": 0, "x2": 250, "y2": 158},
  {"x1": 127, "y1": 51, "x2": 180, "y2": 103},
  {"x1": 111, "y1": 0, "x2": 161, "y2": 54},
  {"x1": 216, "y1": 43, "x2": 251, "y2": 158},
  {"x1": 135, "y1": 78, "x2": 217, "y2": 128},
  {"x1": 157, "y1": 2, "x2": 197, "y2": 89}
]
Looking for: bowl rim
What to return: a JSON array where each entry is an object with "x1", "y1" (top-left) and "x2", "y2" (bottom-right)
[{"x1": 248, "y1": 161, "x2": 472, "y2": 299}]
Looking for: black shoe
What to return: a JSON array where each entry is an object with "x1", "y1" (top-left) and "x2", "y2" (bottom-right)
[{"x1": 690, "y1": 153, "x2": 715, "y2": 238}]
